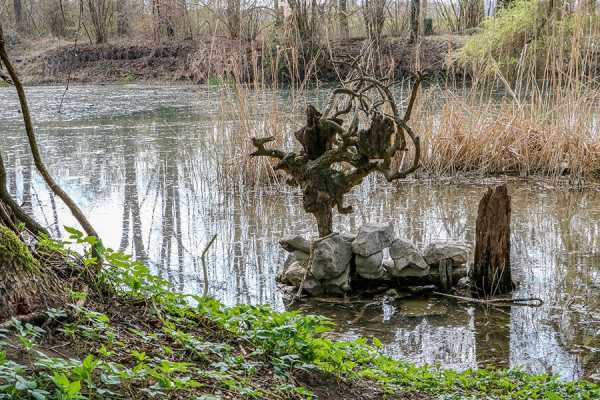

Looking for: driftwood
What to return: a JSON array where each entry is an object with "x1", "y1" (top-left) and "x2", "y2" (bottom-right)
[{"x1": 251, "y1": 57, "x2": 426, "y2": 237}]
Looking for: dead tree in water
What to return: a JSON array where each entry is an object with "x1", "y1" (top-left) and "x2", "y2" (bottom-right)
[
  {"x1": 251, "y1": 59, "x2": 426, "y2": 237},
  {"x1": 473, "y1": 184, "x2": 514, "y2": 296}
]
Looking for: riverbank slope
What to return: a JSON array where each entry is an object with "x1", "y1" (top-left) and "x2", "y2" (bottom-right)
[{"x1": 10, "y1": 35, "x2": 465, "y2": 85}]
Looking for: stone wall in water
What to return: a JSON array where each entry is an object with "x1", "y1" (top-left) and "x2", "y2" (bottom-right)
[{"x1": 276, "y1": 222, "x2": 470, "y2": 296}]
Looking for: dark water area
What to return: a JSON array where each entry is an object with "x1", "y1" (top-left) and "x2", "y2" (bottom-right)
[{"x1": 1, "y1": 84, "x2": 599, "y2": 382}]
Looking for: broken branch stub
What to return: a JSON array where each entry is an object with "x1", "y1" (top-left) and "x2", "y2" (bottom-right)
[{"x1": 251, "y1": 64, "x2": 426, "y2": 237}]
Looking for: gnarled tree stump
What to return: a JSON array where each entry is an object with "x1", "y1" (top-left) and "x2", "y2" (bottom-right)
[
  {"x1": 251, "y1": 59, "x2": 426, "y2": 237},
  {"x1": 473, "y1": 184, "x2": 514, "y2": 296}
]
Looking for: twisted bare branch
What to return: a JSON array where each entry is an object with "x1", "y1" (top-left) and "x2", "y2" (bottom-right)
[{"x1": 250, "y1": 62, "x2": 427, "y2": 236}]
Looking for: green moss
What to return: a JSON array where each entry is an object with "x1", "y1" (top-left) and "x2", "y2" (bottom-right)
[{"x1": 0, "y1": 226, "x2": 40, "y2": 274}]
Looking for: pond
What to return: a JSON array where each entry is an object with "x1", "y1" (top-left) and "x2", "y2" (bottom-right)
[{"x1": 1, "y1": 84, "x2": 599, "y2": 382}]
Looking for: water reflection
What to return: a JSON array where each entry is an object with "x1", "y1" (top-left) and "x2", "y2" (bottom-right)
[{"x1": 1, "y1": 85, "x2": 599, "y2": 381}]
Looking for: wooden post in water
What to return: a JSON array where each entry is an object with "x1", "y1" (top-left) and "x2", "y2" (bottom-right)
[
  {"x1": 473, "y1": 184, "x2": 513, "y2": 296},
  {"x1": 438, "y1": 259, "x2": 452, "y2": 292}
]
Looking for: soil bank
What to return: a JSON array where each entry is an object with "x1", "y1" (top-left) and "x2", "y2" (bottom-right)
[{"x1": 9, "y1": 35, "x2": 466, "y2": 85}]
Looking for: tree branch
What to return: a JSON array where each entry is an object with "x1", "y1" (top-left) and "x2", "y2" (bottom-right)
[{"x1": 0, "y1": 23, "x2": 99, "y2": 245}]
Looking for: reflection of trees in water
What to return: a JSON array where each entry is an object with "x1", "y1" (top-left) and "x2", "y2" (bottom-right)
[
  {"x1": 152, "y1": 134, "x2": 185, "y2": 288},
  {"x1": 474, "y1": 306, "x2": 510, "y2": 369},
  {"x1": 118, "y1": 136, "x2": 148, "y2": 265}
]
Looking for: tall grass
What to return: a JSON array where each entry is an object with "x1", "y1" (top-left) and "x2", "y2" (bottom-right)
[
  {"x1": 195, "y1": 40, "x2": 327, "y2": 190},
  {"x1": 197, "y1": 1, "x2": 600, "y2": 188}
]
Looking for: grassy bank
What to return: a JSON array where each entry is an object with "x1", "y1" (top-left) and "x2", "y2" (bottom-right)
[{"x1": 0, "y1": 228, "x2": 598, "y2": 399}]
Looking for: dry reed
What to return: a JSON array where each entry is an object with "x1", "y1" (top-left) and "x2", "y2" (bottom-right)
[{"x1": 199, "y1": 4, "x2": 600, "y2": 188}]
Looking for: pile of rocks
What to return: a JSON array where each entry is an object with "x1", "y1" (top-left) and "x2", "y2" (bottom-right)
[{"x1": 276, "y1": 222, "x2": 470, "y2": 296}]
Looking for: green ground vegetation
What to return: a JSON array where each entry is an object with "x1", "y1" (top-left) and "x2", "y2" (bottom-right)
[{"x1": 0, "y1": 227, "x2": 597, "y2": 399}]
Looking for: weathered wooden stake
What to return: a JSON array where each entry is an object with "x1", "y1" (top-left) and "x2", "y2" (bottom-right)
[
  {"x1": 438, "y1": 258, "x2": 452, "y2": 292},
  {"x1": 473, "y1": 184, "x2": 513, "y2": 296}
]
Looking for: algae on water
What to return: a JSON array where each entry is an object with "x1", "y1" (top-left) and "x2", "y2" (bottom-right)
[{"x1": 0, "y1": 226, "x2": 40, "y2": 274}]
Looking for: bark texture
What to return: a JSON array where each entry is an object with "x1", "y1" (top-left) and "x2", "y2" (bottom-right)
[
  {"x1": 473, "y1": 184, "x2": 513, "y2": 296},
  {"x1": 251, "y1": 62, "x2": 426, "y2": 237},
  {"x1": 0, "y1": 226, "x2": 68, "y2": 322}
]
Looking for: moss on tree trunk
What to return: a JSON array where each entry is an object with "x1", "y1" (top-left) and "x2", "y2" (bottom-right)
[{"x1": 0, "y1": 226, "x2": 68, "y2": 322}]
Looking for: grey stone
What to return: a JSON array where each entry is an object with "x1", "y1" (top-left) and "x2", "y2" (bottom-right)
[
  {"x1": 426, "y1": 264, "x2": 468, "y2": 284},
  {"x1": 278, "y1": 250, "x2": 310, "y2": 284},
  {"x1": 279, "y1": 235, "x2": 311, "y2": 253},
  {"x1": 424, "y1": 241, "x2": 470, "y2": 266},
  {"x1": 382, "y1": 258, "x2": 395, "y2": 270},
  {"x1": 276, "y1": 269, "x2": 288, "y2": 284},
  {"x1": 283, "y1": 261, "x2": 310, "y2": 288},
  {"x1": 280, "y1": 285, "x2": 297, "y2": 296},
  {"x1": 302, "y1": 279, "x2": 324, "y2": 296},
  {"x1": 283, "y1": 250, "x2": 310, "y2": 270},
  {"x1": 340, "y1": 233, "x2": 357, "y2": 243},
  {"x1": 455, "y1": 277, "x2": 473, "y2": 297},
  {"x1": 393, "y1": 265, "x2": 430, "y2": 277},
  {"x1": 355, "y1": 251, "x2": 385, "y2": 279},
  {"x1": 283, "y1": 261, "x2": 322, "y2": 296},
  {"x1": 311, "y1": 235, "x2": 353, "y2": 280},
  {"x1": 352, "y1": 222, "x2": 395, "y2": 257},
  {"x1": 323, "y1": 266, "x2": 351, "y2": 294},
  {"x1": 386, "y1": 238, "x2": 429, "y2": 277}
]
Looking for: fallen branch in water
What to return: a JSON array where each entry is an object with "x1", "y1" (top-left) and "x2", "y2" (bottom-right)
[
  {"x1": 351, "y1": 301, "x2": 381, "y2": 324},
  {"x1": 434, "y1": 292, "x2": 544, "y2": 307}
]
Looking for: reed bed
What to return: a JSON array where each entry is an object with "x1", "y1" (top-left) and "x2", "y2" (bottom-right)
[
  {"x1": 196, "y1": 3, "x2": 600, "y2": 188},
  {"x1": 411, "y1": 81, "x2": 600, "y2": 181},
  {"x1": 201, "y1": 77, "x2": 600, "y2": 188}
]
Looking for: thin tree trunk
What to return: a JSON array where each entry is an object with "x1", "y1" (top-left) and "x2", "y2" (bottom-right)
[
  {"x1": 311, "y1": 0, "x2": 318, "y2": 45},
  {"x1": 339, "y1": 0, "x2": 349, "y2": 38},
  {"x1": 116, "y1": 0, "x2": 128, "y2": 35},
  {"x1": 13, "y1": 0, "x2": 23, "y2": 27},
  {"x1": 274, "y1": 0, "x2": 281, "y2": 24},
  {"x1": 227, "y1": 0, "x2": 241, "y2": 39},
  {"x1": 0, "y1": 23, "x2": 99, "y2": 243},
  {"x1": 409, "y1": 0, "x2": 420, "y2": 44},
  {"x1": 0, "y1": 152, "x2": 48, "y2": 236}
]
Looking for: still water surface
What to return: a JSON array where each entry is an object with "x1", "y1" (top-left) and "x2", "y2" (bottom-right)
[{"x1": 1, "y1": 84, "x2": 599, "y2": 382}]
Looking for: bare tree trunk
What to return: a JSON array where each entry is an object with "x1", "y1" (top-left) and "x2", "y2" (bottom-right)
[
  {"x1": 226, "y1": 0, "x2": 241, "y2": 39},
  {"x1": 311, "y1": 0, "x2": 318, "y2": 39},
  {"x1": 461, "y1": 0, "x2": 484, "y2": 30},
  {"x1": 116, "y1": 0, "x2": 128, "y2": 35},
  {"x1": 87, "y1": 0, "x2": 112, "y2": 43},
  {"x1": 420, "y1": 0, "x2": 427, "y2": 35},
  {"x1": 14, "y1": 0, "x2": 23, "y2": 28},
  {"x1": 409, "y1": 0, "x2": 420, "y2": 44},
  {"x1": 0, "y1": 152, "x2": 48, "y2": 236},
  {"x1": 339, "y1": 0, "x2": 349, "y2": 38},
  {"x1": 473, "y1": 184, "x2": 513, "y2": 296},
  {"x1": 314, "y1": 207, "x2": 333, "y2": 237},
  {"x1": 364, "y1": 0, "x2": 386, "y2": 45}
]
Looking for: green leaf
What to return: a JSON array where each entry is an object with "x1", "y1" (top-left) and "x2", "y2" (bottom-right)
[
  {"x1": 64, "y1": 226, "x2": 83, "y2": 238},
  {"x1": 546, "y1": 393, "x2": 564, "y2": 400},
  {"x1": 95, "y1": 240, "x2": 106, "y2": 255},
  {"x1": 67, "y1": 380, "x2": 81, "y2": 396},
  {"x1": 373, "y1": 337, "x2": 383, "y2": 348}
]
